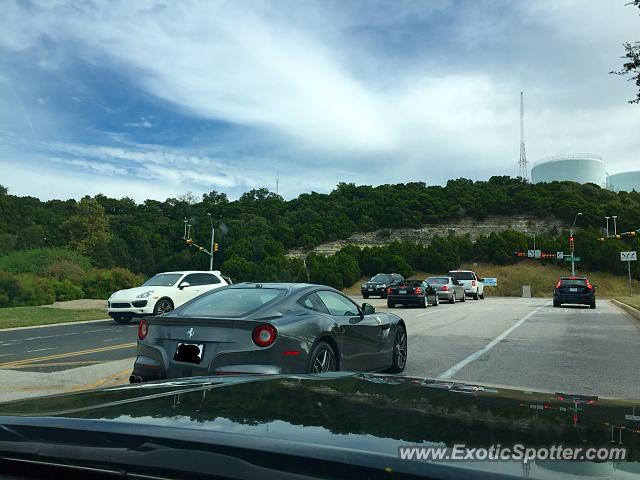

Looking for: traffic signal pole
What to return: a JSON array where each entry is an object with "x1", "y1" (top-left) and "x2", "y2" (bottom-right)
[{"x1": 209, "y1": 226, "x2": 215, "y2": 271}]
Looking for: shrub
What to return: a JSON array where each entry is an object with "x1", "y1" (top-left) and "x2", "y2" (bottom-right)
[
  {"x1": 41, "y1": 260, "x2": 87, "y2": 283},
  {"x1": 13, "y1": 274, "x2": 56, "y2": 306},
  {"x1": 0, "y1": 248, "x2": 92, "y2": 275},
  {"x1": 81, "y1": 267, "x2": 144, "y2": 299},
  {"x1": 51, "y1": 278, "x2": 85, "y2": 301}
]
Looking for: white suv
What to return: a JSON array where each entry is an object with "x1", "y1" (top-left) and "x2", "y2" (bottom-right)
[
  {"x1": 447, "y1": 270, "x2": 484, "y2": 300},
  {"x1": 107, "y1": 270, "x2": 229, "y2": 324}
]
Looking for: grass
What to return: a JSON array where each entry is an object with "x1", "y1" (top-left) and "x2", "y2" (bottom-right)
[
  {"x1": 614, "y1": 296, "x2": 640, "y2": 310},
  {"x1": 0, "y1": 307, "x2": 109, "y2": 329},
  {"x1": 344, "y1": 260, "x2": 640, "y2": 298}
]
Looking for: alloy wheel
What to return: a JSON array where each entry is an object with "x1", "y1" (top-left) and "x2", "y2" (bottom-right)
[
  {"x1": 394, "y1": 329, "x2": 407, "y2": 370},
  {"x1": 311, "y1": 347, "x2": 336, "y2": 373}
]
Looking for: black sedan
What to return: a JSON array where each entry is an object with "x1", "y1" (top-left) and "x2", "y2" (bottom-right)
[
  {"x1": 386, "y1": 279, "x2": 439, "y2": 308},
  {"x1": 131, "y1": 283, "x2": 408, "y2": 382},
  {"x1": 360, "y1": 273, "x2": 404, "y2": 298},
  {"x1": 553, "y1": 276, "x2": 596, "y2": 308}
]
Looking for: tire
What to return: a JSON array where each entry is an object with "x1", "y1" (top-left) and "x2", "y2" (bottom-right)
[
  {"x1": 387, "y1": 300, "x2": 394, "y2": 308},
  {"x1": 590, "y1": 301, "x2": 596, "y2": 309},
  {"x1": 480, "y1": 292, "x2": 485, "y2": 299},
  {"x1": 421, "y1": 296, "x2": 428, "y2": 308},
  {"x1": 381, "y1": 293, "x2": 387, "y2": 299},
  {"x1": 461, "y1": 293, "x2": 466, "y2": 302},
  {"x1": 362, "y1": 293, "x2": 369, "y2": 299},
  {"x1": 388, "y1": 325, "x2": 408, "y2": 373},
  {"x1": 153, "y1": 298, "x2": 174, "y2": 315},
  {"x1": 308, "y1": 341, "x2": 338, "y2": 374},
  {"x1": 431, "y1": 295, "x2": 439, "y2": 307},
  {"x1": 553, "y1": 300, "x2": 560, "y2": 308},
  {"x1": 449, "y1": 293, "x2": 456, "y2": 304},
  {"x1": 473, "y1": 293, "x2": 479, "y2": 300},
  {"x1": 113, "y1": 315, "x2": 131, "y2": 325}
]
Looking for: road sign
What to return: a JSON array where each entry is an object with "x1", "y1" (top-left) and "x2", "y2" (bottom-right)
[
  {"x1": 527, "y1": 250, "x2": 535, "y2": 258},
  {"x1": 556, "y1": 251, "x2": 564, "y2": 260},
  {"x1": 625, "y1": 414, "x2": 640, "y2": 422},
  {"x1": 620, "y1": 251, "x2": 637, "y2": 297},
  {"x1": 564, "y1": 256, "x2": 581, "y2": 262},
  {"x1": 482, "y1": 278, "x2": 497, "y2": 287}
]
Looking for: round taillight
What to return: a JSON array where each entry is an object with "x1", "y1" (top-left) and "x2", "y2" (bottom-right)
[
  {"x1": 138, "y1": 319, "x2": 149, "y2": 340},
  {"x1": 252, "y1": 324, "x2": 277, "y2": 347}
]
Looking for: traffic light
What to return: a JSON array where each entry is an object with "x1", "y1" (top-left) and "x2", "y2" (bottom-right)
[
  {"x1": 569, "y1": 236, "x2": 575, "y2": 250},
  {"x1": 213, "y1": 243, "x2": 219, "y2": 252}
]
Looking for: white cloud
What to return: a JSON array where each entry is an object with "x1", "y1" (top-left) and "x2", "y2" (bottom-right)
[{"x1": 0, "y1": 0, "x2": 639, "y2": 199}]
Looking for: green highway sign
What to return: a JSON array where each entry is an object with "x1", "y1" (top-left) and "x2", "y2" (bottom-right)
[{"x1": 564, "y1": 256, "x2": 581, "y2": 262}]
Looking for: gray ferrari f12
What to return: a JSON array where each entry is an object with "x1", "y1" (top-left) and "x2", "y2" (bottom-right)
[{"x1": 131, "y1": 283, "x2": 407, "y2": 382}]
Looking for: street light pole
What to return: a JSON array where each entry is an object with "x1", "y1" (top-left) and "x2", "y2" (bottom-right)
[
  {"x1": 207, "y1": 213, "x2": 215, "y2": 271},
  {"x1": 612, "y1": 216, "x2": 618, "y2": 236},
  {"x1": 570, "y1": 212, "x2": 582, "y2": 277},
  {"x1": 605, "y1": 216, "x2": 610, "y2": 238}
]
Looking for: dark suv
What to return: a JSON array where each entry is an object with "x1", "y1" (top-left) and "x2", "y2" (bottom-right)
[
  {"x1": 361, "y1": 273, "x2": 404, "y2": 298},
  {"x1": 553, "y1": 277, "x2": 596, "y2": 309}
]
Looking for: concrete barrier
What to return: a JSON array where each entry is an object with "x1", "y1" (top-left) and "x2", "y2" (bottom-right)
[{"x1": 610, "y1": 299, "x2": 640, "y2": 323}]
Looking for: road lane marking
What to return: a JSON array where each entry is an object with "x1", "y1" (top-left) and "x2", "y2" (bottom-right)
[
  {"x1": 416, "y1": 307, "x2": 456, "y2": 317},
  {"x1": 5, "y1": 361, "x2": 102, "y2": 369},
  {"x1": 23, "y1": 347, "x2": 56, "y2": 354},
  {"x1": 0, "y1": 318, "x2": 113, "y2": 332},
  {"x1": 0, "y1": 327, "x2": 129, "y2": 346},
  {"x1": 437, "y1": 302, "x2": 550, "y2": 380},
  {"x1": 102, "y1": 337, "x2": 123, "y2": 342},
  {"x1": 0, "y1": 342, "x2": 136, "y2": 369}
]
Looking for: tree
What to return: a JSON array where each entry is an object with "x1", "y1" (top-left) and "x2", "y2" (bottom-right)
[
  {"x1": 63, "y1": 197, "x2": 111, "y2": 257},
  {"x1": 611, "y1": 1, "x2": 640, "y2": 104}
]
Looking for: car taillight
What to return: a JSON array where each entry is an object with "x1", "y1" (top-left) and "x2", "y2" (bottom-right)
[
  {"x1": 586, "y1": 281, "x2": 593, "y2": 290},
  {"x1": 471, "y1": 280, "x2": 476, "y2": 287},
  {"x1": 138, "y1": 319, "x2": 149, "y2": 340},
  {"x1": 414, "y1": 287, "x2": 422, "y2": 295},
  {"x1": 387, "y1": 287, "x2": 392, "y2": 295},
  {"x1": 252, "y1": 324, "x2": 277, "y2": 347},
  {"x1": 555, "y1": 280, "x2": 561, "y2": 289},
  {"x1": 441, "y1": 285, "x2": 449, "y2": 291}
]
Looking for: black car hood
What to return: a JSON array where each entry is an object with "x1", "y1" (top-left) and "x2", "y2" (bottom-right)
[{"x1": 1, "y1": 373, "x2": 640, "y2": 477}]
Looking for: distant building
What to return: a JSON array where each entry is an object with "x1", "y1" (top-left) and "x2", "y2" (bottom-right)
[
  {"x1": 531, "y1": 154, "x2": 607, "y2": 188},
  {"x1": 607, "y1": 171, "x2": 640, "y2": 193}
]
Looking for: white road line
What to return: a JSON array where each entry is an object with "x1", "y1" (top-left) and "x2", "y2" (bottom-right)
[
  {"x1": 416, "y1": 307, "x2": 456, "y2": 317},
  {"x1": 23, "y1": 347, "x2": 56, "y2": 354},
  {"x1": 0, "y1": 327, "x2": 123, "y2": 346},
  {"x1": 437, "y1": 302, "x2": 550, "y2": 380},
  {"x1": 102, "y1": 337, "x2": 123, "y2": 342}
]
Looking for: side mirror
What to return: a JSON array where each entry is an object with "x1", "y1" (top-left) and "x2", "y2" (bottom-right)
[
  {"x1": 479, "y1": 278, "x2": 484, "y2": 282},
  {"x1": 361, "y1": 303, "x2": 375, "y2": 315},
  {"x1": 178, "y1": 281, "x2": 190, "y2": 290}
]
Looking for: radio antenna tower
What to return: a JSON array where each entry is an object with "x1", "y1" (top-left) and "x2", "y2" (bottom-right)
[{"x1": 519, "y1": 91, "x2": 528, "y2": 181}]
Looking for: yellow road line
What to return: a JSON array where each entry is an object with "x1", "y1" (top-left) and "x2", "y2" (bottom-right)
[
  {"x1": 0, "y1": 342, "x2": 136, "y2": 369},
  {"x1": 4, "y1": 361, "x2": 102, "y2": 369}
]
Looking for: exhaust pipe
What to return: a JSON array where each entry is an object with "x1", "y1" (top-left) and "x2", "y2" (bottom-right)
[{"x1": 129, "y1": 375, "x2": 143, "y2": 384}]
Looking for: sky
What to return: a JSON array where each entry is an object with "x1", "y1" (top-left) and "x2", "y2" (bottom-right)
[{"x1": 0, "y1": 0, "x2": 639, "y2": 202}]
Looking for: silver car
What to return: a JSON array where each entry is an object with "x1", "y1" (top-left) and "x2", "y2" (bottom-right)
[{"x1": 425, "y1": 277, "x2": 466, "y2": 304}]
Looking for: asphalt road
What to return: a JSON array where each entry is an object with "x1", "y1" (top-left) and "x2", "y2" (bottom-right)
[
  {"x1": 1, "y1": 297, "x2": 639, "y2": 398},
  {"x1": 0, "y1": 320, "x2": 138, "y2": 373}
]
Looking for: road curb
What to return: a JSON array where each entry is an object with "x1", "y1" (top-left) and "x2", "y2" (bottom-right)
[{"x1": 610, "y1": 299, "x2": 640, "y2": 323}]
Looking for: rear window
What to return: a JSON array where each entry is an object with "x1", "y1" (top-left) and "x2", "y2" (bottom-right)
[
  {"x1": 560, "y1": 278, "x2": 587, "y2": 286},
  {"x1": 427, "y1": 277, "x2": 449, "y2": 285},
  {"x1": 177, "y1": 288, "x2": 285, "y2": 318},
  {"x1": 448, "y1": 271, "x2": 475, "y2": 281},
  {"x1": 371, "y1": 274, "x2": 393, "y2": 283}
]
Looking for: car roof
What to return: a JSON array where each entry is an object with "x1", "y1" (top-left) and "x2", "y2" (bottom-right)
[
  {"x1": 155, "y1": 270, "x2": 223, "y2": 275},
  {"x1": 228, "y1": 282, "x2": 330, "y2": 293},
  {"x1": 448, "y1": 270, "x2": 474, "y2": 273},
  {"x1": 560, "y1": 276, "x2": 587, "y2": 280}
]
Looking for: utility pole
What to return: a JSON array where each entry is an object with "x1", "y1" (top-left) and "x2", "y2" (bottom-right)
[
  {"x1": 207, "y1": 213, "x2": 215, "y2": 271},
  {"x1": 605, "y1": 216, "x2": 610, "y2": 238},
  {"x1": 570, "y1": 212, "x2": 582, "y2": 276},
  {"x1": 612, "y1": 216, "x2": 618, "y2": 236}
]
